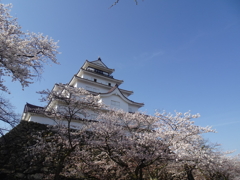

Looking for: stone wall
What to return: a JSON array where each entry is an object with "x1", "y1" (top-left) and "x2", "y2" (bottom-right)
[{"x1": 0, "y1": 121, "x2": 78, "y2": 180}]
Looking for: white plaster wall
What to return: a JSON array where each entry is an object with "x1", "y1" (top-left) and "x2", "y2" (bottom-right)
[
  {"x1": 56, "y1": 105, "x2": 98, "y2": 120},
  {"x1": 29, "y1": 115, "x2": 86, "y2": 129},
  {"x1": 82, "y1": 73, "x2": 116, "y2": 87},
  {"x1": 81, "y1": 74, "x2": 92, "y2": 81},
  {"x1": 30, "y1": 116, "x2": 57, "y2": 125},
  {"x1": 101, "y1": 94, "x2": 141, "y2": 113},
  {"x1": 101, "y1": 95, "x2": 129, "y2": 112},
  {"x1": 128, "y1": 105, "x2": 139, "y2": 113},
  {"x1": 76, "y1": 81, "x2": 109, "y2": 93}
]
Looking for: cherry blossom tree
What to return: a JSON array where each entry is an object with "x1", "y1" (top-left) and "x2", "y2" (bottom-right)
[
  {"x1": 29, "y1": 102, "x2": 219, "y2": 179},
  {"x1": 82, "y1": 110, "x2": 172, "y2": 179},
  {"x1": 79, "y1": 110, "x2": 215, "y2": 180},
  {"x1": 0, "y1": 1, "x2": 59, "y2": 134},
  {"x1": 37, "y1": 83, "x2": 105, "y2": 126},
  {"x1": 0, "y1": 96, "x2": 19, "y2": 136},
  {"x1": 28, "y1": 84, "x2": 105, "y2": 180},
  {"x1": 165, "y1": 137, "x2": 240, "y2": 180},
  {"x1": 198, "y1": 149, "x2": 240, "y2": 180},
  {"x1": 0, "y1": 2, "x2": 59, "y2": 93},
  {"x1": 28, "y1": 86, "x2": 240, "y2": 180},
  {"x1": 152, "y1": 112, "x2": 216, "y2": 180},
  {"x1": 29, "y1": 107, "x2": 240, "y2": 179}
]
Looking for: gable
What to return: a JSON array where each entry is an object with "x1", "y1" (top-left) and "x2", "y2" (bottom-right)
[{"x1": 99, "y1": 86, "x2": 144, "y2": 108}]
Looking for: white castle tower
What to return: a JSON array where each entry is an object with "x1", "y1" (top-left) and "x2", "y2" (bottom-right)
[{"x1": 22, "y1": 58, "x2": 144, "y2": 125}]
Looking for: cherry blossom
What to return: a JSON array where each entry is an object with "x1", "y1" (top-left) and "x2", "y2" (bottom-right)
[{"x1": 0, "y1": 2, "x2": 59, "y2": 93}]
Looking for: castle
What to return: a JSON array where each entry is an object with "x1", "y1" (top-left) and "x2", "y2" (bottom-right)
[{"x1": 21, "y1": 58, "x2": 144, "y2": 125}]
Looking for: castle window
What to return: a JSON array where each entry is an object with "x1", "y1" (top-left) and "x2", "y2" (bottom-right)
[
  {"x1": 108, "y1": 83, "x2": 111, "y2": 86},
  {"x1": 94, "y1": 79, "x2": 97, "y2": 82}
]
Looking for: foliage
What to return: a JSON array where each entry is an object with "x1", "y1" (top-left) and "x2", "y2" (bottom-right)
[
  {"x1": 0, "y1": 1, "x2": 59, "y2": 135},
  {"x1": 37, "y1": 83, "x2": 105, "y2": 123},
  {"x1": 27, "y1": 86, "x2": 240, "y2": 180},
  {"x1": 0, "y1": 2, "x2": 59, "y2": 93},
  {"x1": 34, "y1": 84, "x2": 105, "y2": 179},
  {"x1": 0, "y1": 95, "x2": 19, "y2": 135}
]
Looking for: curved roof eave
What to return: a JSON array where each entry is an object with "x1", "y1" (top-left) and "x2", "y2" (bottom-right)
[{"x1": 70, "y1": 75, "x2": 125, "y2": 89}]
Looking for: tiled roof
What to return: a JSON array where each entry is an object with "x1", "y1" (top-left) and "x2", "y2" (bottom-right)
[
  {"x1": 90, "y1": 57, "x2": 108, "y2": 68},
  {"x1": 24, "y1": 103, "x2": 44, "y2": 113},
  {"x1": 23, "y1": 103, "x2": 98, "y2": 123}
]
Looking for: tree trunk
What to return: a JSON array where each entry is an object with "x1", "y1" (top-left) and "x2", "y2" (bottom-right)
[
  {"x1": 54, "y1": 146, "x2": 76, "y2": 180},
  {"x1": 54, "y1": 156, "x2": 65, "y2": 180},
  {"x1": 184, "y1": 164, "x2": 195, "y2": 180},
  {"x1": 135, "y1": 161, "x2": 146, "y2": 180}
]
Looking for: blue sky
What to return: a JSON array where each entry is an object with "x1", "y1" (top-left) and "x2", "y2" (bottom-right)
[{"x1": 2, "y1": 0, "x2": 240, "y2": 155}]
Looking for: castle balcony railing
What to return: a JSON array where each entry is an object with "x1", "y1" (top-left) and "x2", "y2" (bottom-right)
[{"x1": 86, "y1": 67, "x2": 113, "y2": 78}]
